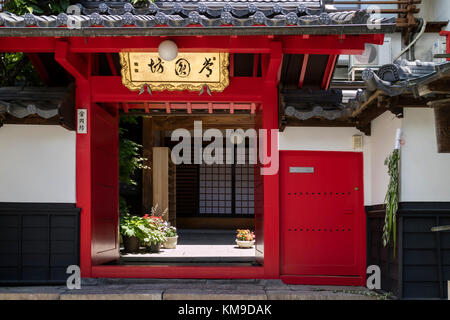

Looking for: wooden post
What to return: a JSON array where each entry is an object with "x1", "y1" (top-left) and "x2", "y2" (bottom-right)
[
  {"x1": 153, "y1": 147, "x2": 176, "y2": 225},
  {"x1": 429, "y1": 99, "x2": 450, "y2": 153},
  {"x1": 142, "y1": 117, "x2": 153, "y2": 213}
]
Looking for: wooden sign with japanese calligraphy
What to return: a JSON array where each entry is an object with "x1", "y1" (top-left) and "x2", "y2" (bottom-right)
[{"x1": 119, "y1": 52, "x2": 229, "y2": 92}]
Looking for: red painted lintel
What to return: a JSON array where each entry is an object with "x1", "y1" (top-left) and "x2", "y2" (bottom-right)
[
  {"x1": 91, "y1": 76, "x2": 264, "y2": 103},
  {"x1": 0, "y1": 34, "x2": 384, "y2": 56}
]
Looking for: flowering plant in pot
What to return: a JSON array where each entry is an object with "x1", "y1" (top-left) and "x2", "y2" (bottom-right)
[
  {"x1": 120, "y1": 213, "x2": 150, "y2": 253},
  {"x1": 236, "y1": 229, "x2": 255, "y2": 248},
  {"x1": 143, "y1": 214, "x2": 166, "y2": 253},
  {"x1": 162, "y1": 223, "x2": 178, "y2": 249}
]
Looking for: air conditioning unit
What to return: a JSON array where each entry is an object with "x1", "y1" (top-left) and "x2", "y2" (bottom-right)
[{"x1": 350, "y1": 37, "x2": 392, "y2": 68}]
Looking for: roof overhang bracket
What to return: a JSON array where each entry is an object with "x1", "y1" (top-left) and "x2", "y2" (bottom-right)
[{"x1": 55, "y1": 41, "x2": 89, "y2": 81}]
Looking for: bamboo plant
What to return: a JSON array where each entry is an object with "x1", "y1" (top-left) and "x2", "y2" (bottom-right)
[{"x1": 382, "y1": 148, "x2": 400, "y2": 257}]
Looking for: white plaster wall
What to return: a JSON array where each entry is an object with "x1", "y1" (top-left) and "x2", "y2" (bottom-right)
[
  {"x1": 0, "y1": 125, "x2": 76, "y2": 203},
  {"x1": 417, "y1": 0, "x2": 450, "y2": 30},
  {"x1": 400, "y1": 108, "x2": 450, "y2": 202},
  {"x1": 278, "y1": 126, "x2": 372, "y2": 205}
]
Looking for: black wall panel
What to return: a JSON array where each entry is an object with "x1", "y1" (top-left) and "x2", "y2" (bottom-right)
[
  {"x1": 0, "y1": 203, "x2": 80, "y2": 284},
  {"x1": 367, "y1": 202, "x2": 450, "y2": 299}
]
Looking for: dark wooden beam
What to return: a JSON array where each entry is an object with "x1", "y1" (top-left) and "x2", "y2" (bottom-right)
[
  {"x1": 352, "y1": 90, "x2": 383, "y2": 118},
  {"x1": 148, "y1": 115, "x2": 256, "y2": 131},
  {"x1": 330, "y1": 80, "x2": 366, "y2": 90},
  {"x1": 356, "y1": 105, "x2": 388, "y2": 136},
  {"x1": 425, "y1": 21, "x2": 449, "y2": 33},
  {"x1": 2, "y1": 114, "x2": 60, "y2": 125},
  {"x1": 356, "y1": 122, "x2": 371, "y2": 136},
  {"x1": 285, "y1": 117, "x2": 356, "y2": 128},
  {"x1": 396, "y1": 95, "x2": 430, "y2": 108},
  {"x1": 27, "y1": 53, "x2": 50, "y2": 85},
  {"x1": 106, "y1": 53, "x2": 118, "y2": 76},
  {"x1": 418, "y1": 78, "x2": 450, "y2": 96},
  {"x1": 430, "y1": 100, "x2": 450, "y2": 153}
]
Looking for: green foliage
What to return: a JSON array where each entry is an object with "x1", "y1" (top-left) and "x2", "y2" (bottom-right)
[
  {"x1": 142, "y1": 227, "x2": 166, "y2": 245},
  {"x1": 0, "y1": 53, "x2": 41, "y2": 86},
  {"x1": 119, "y1": 213, "x2": 151, "y2": 240},
  {"x1": 382, "y1": 148, "x2": 400, "y2": 256},
  {"x1": 119, "y1": 213, "x2": 167, "y2": 245},
  {"x1": 119, "y1": 116, "x2": 147, "y2": 186},
  {"x1": 119, "y1": 196, "x2": 130, "y2": 216},
  {"x1": 163, "y1": 225, "x2": 177, "y2": 238},
  {"x1": 6, "y1": 0, "x2": 70, "y2": 15}
]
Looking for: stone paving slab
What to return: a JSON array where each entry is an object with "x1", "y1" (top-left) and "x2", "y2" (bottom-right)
[
  {"x1": 60, "y1": 291, "x2": 163, "y2": 300},
  {"x1": 0, "y1": 279, "x2": 383, "y2": 300},
  {"x1": 163, "y1": 289, "x2": 268, "y2": 300},
  {"x1": 266, "y1": 290, "x2": 378, "y2": 300}
]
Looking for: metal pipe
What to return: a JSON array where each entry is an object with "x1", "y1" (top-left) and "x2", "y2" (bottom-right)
[{"x1": 393, "y1": 18, "x2": 427, "y2": 62}]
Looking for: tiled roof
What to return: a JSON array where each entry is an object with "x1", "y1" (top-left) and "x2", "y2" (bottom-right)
[
  {"x1": 0, "y1": 87, "x2": 70, "y2": 119},
  {"x1": 360, "y1": 60, "x2": 450, "y2": 98},
  {"x1": 0, "y1": 1, "x2": 392, "y2": 30},
  {"x1": 347, "y1": 60, "x2": 450, "y2": 118}
]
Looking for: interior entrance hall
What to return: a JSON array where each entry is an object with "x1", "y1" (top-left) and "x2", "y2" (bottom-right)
[{"x1": 118, "y1": 112, "x2": 258, "y2": 265}]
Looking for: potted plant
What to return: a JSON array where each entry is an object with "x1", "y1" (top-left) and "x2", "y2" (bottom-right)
[
  {"x1": 120, "y1": 213, "x2": 150, "y2": 253},
  {"x1": 162, "y1": 223, "x2": 178, "y2": 249},
  {"x1": 143, "y1": 215, "x2": 167, "y2": 253},
  {"x1": 236, "y1": 229, "x2": 255, "y2": 248}
]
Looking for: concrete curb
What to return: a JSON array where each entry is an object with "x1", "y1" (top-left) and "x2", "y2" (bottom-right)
[{"x1": 0, "y1": 280, "x2": 382, "y2": 300}]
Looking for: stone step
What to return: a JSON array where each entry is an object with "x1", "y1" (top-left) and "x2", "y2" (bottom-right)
[{"x1": 0, "y1": 279, "x2": 383, "y2": 300}]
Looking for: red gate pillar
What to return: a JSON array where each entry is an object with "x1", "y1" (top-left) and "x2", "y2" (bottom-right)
[
  {"x1": 55, "y1": 41, "x2": 93, "y2": 277},
  {"x1": 262, "y1": 42, "x2": 282, "y2": 278},
  {"x1": 75, "y1": 78, "x2": 93, "y2": 277}
]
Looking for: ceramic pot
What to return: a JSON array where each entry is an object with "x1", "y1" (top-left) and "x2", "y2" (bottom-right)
[
  {"x1": 148, "y1": 242, "x2": 161, "y2": 253},
  {"x1": 236, "y1": 240, "x2": 255, "y2": 248},
  {"x1": 123, "y1": 236, "x2": 140, "y2": 253},
  {"x1": 163, "y1": 236, "x2": 178, "y2": 249}
]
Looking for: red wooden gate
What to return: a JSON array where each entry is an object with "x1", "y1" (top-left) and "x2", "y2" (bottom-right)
[
  {"x1": 280, "y1": 151, "x2": 365, "y2": 285},
  {"x1": 91, "y1": 104, "x2": 120, "y2": 266}
]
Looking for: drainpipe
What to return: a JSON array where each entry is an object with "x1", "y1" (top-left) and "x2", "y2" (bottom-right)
[{"x1": 394, "y1": 18, "x2": 427, "y2": 62}]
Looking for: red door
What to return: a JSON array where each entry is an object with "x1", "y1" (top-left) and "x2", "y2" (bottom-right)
[
  {"x1": 280, "y1": 151, "x2": 365, "y2": 285},
  {"x1": 91, "y1": 104, "x2": 119, "y2": 265}
]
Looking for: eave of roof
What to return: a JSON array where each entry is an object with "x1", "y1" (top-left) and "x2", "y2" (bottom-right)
[
  {"x1": 0, "y1": 24, "x2": 396, "y2": 37},
  {"x1": 0, "y1": 1, "x2": 395, "y2": 37}
]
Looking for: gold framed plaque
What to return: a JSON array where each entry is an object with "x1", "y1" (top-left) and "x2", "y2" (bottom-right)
[{"x1": 119, "y1": 52, "x2": 229, "y2": 92}]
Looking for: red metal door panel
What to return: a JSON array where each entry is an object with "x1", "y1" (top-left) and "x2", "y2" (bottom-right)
[
  {"x1": 91, "y1": 104, "x2": 119, "y2": 266},
  {"x1": 280, "y1": 151, "x2": 365, "y2": 279}
]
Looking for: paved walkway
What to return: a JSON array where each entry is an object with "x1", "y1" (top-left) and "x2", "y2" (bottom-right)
[
  {"x1": 0, "y1": 279, "x2": 388, "y2": 300},
  {"x1": 121, "y1": 229, "x2": 255, "y2": 263}
]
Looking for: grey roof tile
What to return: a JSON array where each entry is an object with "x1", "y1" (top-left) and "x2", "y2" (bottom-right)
[{"x1": 0, "y1": 1, "x2": 395, "y2": 32}]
